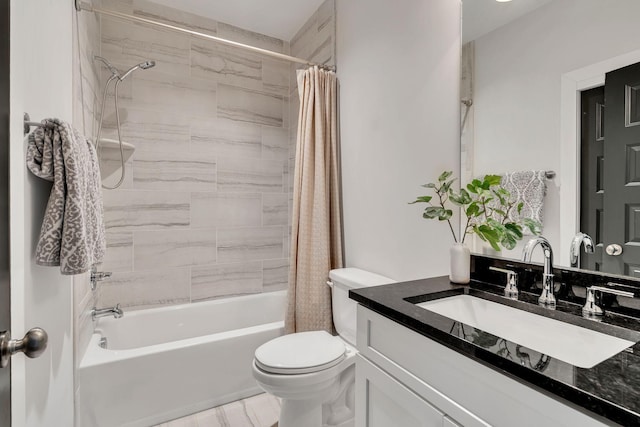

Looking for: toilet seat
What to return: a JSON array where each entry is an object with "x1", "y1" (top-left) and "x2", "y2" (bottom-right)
[{"x1": 255, "y1": 331, "x2": 346, "y2": 375}]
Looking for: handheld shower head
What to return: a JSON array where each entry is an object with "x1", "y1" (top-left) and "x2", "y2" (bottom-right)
[
  {"x1": 119, "y1": 60, "x2": 156, "y2": 81},
  {"x1": 140, "y1": 60, "x2": 156, "y2": 70}
]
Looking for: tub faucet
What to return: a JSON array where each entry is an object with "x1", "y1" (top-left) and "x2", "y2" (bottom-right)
[
  {"x1": 91, "y1": 304, "x2": 124, "y2": 320},
  {"x1": 522, "y1": 236, "x2": 556, "y2": 308},
  {"x1": 570, "y1": 232, "x2": 594, "y2": 267}
]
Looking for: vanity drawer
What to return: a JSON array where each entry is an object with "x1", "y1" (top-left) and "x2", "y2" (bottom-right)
[{"x1": 356, "y1": 305, "x2": 615, "y2": 427}]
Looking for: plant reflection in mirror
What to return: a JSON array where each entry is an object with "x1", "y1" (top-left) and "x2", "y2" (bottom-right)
[{"x1": 410, "y1": 171, "x2": 542, "y2": 251}]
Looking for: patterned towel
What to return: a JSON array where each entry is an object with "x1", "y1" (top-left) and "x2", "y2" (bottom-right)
[
  {"x1": 26, "y1": 119, "x2": 106, "y2": 275},
  {"x1": 501, "y1": 170, "x2": 547, "y2": 233}
]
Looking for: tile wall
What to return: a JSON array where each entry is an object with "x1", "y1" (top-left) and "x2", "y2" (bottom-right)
[{"x1": 93, "y1": 0, "x2": 337, "y2": 311}]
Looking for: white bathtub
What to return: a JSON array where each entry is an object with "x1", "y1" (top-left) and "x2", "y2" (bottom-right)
[{"x1": 78, "y1": 291, "x2": 286, "y2": 427}]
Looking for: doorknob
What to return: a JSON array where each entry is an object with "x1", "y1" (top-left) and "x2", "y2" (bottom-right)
[
  {"x1": 605, "y1": 244, "x2": 623, "y2": 256},
  {"x1": 0, "y1": 328, "x2": 48, "y2": 368}
]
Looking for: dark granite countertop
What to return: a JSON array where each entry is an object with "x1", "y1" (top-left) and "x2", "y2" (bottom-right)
[{"x1": 350, "y1": 274, "x2": 640, "y2": 426}]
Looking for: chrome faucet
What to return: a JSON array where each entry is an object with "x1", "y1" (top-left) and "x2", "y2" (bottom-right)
[
  {"x1": 570, "y1": 232, "x2": 595, "y2": 267},
  {"x1": 90, "y1": 266, "x2": 112, "y2": 291},
  {"x1": 582, "y1": 284, "x2": 634, "y2": 318},
  {"x1": 522, "y1": 236, "x2": 556, "y2": 308},
  {"x1": 91, "y1": 304, "x2": 124, "y2": 320}
]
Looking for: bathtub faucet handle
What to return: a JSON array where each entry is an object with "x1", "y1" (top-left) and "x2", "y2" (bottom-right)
[{"x1": 90, "y1": 266, "x2": 112, "y2": 291}]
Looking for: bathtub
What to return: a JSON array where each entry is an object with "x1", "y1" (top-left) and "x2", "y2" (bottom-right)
[{"x1": 78, "y1": 291, "x2": 286, "y2": 427}]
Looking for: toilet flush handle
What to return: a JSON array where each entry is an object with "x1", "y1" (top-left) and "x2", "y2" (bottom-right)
[{"x1": 326, "y1": 280, "x2": 334, "y2": 289}]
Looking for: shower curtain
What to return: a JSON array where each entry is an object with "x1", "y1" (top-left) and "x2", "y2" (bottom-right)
[{"x1": 285, "y1": 66, "x2": 343, "y2": 334}]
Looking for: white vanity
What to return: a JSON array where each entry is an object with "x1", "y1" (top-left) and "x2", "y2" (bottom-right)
[{"x1": 350, "y1": 271, "x2": 640, "y2": 427}]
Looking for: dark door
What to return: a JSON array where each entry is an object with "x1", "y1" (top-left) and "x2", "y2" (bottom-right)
[
  {"x1": 0, "y1": 0, "x2": 10, "y2": 423},
  {"x1": 580, "y1": 87, "x2": 605, "y2": 271},
  {"x1": 603, "y1": 62, "x2": 640, "y2": 277}
]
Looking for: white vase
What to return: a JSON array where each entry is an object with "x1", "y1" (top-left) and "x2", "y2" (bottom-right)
[{"x1": 449, "y1": 243, "x2": 470, "y2": 284}]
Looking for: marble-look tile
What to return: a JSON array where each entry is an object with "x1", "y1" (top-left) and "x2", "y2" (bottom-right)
[
  {"x1": 191, "y1": 261, "x2": 263, "y2": 301},
  {"x1": 308, "y1": 35, "x2": 334, "y2": 66},
  {"x1": 100, "y1": 232, "x2": 133, "y2": 272},
  {"x1": 191, "y1": 193, "x2": 262, "y2": 228},
  {"x1": 217, "y1": 22, "x2": 285, "y2": 54},
  {"x1": 101, "y1": 16, "x2": 190, "y2": 76},
  {"x1": 99, "y1": 268, "x2": 190, "y2": 309},
  {"x1": 191, "y1": 42, "x2": 262, "y2": 90},
  {"x1": 98, "y1": 155, "x2": 134, "y2": 190},
  {"x1": 133, "y1": 0, "x2": 217, "y2": 36},
  {"x1": 103, "y1": 190, "x2": 190, "y2": 231},
  {"x1": 290, "y1": 9, "x2": 316, "y2": 59},
  {"x1": 132, "y1": 69, "x2": 217, "y2": 118},
  {"x1": 134, "y1": 229, "x2": 217, "y2": 270},
  {"x1": 262, "y1": 59, "x2": 290, "y2": 97},
  {"x1": 101, "y1": 0, "x2": 134, "y2": 14},
  {"x1": 263, "y1": 193, "x2": 288, "y2": 226},
  {"x1": 133, "y1": 150, "x2": 216, "y2": 192},
  {"x1": 191, "y1": 118, "x2": 262, "y2": 159},
  {"x1": 157, "y1": 393, "x2": 280, "y2": 427},
  {"x1": 218, "y1": 84, "x2": 283, "y2": 127},
  {"x1": 263, "y1": 259, "x2": 289, "y2": 292},
  {"x1": 217, "y1": 157, "x2": 284, "y2": 193},
  {"x1": 101, "y1": 107, "x2": 191, "y2": 153},
  {"x1": 262, "y1": 127, "x2": 289, "y2": 161},
  {"x1": 217, "y1": 226, "x2": 284, "y2": 263}
]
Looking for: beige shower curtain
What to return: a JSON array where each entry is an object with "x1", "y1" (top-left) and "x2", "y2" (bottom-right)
[{"x1": 285, "y1": 66, "x2": 343, "y2": 334}]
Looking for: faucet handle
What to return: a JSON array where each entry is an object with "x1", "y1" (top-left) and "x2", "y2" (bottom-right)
[
  {"x1": 582, "y1": 284, "x2": 635, "y2": 318},
  {"x1": 489, "y1": 266, "x2": 518, "y2": 299}
]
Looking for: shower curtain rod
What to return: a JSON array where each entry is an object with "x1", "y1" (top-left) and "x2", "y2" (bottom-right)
[{"x1": 74, "y1": 0, "x2": 336, "y2": 72}]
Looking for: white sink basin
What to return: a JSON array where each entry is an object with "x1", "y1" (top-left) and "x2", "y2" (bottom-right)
[{"x1": 418, "y1": 295, "x2": 636, "y2": 368}]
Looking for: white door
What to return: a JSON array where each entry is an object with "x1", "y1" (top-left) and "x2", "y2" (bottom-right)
[{"x1": 6, "y1": 0, "x2": 76, "y2": 426}]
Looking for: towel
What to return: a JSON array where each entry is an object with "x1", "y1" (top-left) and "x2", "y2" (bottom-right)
[
  {"x1": 26, "y1": 119, "x2": 106, "y2": 275},
  {"x1": 500, "y1": 170, "x2": 547, "y2": 232}
]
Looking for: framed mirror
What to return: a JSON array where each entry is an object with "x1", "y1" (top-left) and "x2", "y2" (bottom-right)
[{"x1": 462, "y1": 0, "x2": 640, "y2": 277}]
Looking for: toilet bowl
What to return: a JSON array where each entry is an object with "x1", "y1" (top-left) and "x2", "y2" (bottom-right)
[{"x1": 252, "y1": 268, "x2": 395, "y2": 427}]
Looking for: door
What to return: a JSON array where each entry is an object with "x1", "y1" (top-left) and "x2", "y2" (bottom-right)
[
  {"x1": 580, "y1": 87, "x2": 605, "y2": 271},
  {"x1": 6, "y1": 0, "x2": 76, "y2": 426},
  {"x1": 0, "y1": 0, "x2": 10, "y2": 422},
  {"x1": 603, "y1": 62, "x2": 640, "y2": 276}
]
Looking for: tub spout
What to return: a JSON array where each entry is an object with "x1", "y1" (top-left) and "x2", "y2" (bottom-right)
[{"x1": 92, "y1": 304, "x2": 124, "y2": 320}]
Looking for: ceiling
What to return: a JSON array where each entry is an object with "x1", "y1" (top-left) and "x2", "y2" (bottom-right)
[
  {"x1": 463, "y1": 0, "x2": 555, "y2": 43},
  {"x1": 147, "y1": 0, "x2": 325, "y2": 41}
]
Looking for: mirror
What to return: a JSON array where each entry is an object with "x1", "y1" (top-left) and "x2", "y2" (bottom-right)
[{"x1": 462, "y1": 0, "x2": 640, "y2": 278}]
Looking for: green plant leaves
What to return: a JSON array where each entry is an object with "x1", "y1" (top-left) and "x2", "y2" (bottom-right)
[
  {"x1": 411, "y1": 171, "x2": 544, "y2": 250},
  {"x1": 408, "y1": 195, "x2": 432, "y2": 204},
  {"x1": 438, "y1": 171, "x2": 453, "y2": 182}
]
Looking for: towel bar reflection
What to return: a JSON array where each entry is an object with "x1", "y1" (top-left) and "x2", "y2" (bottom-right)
[{"x1": 23, "y1": 112, "x2": 55, "y2": 135}]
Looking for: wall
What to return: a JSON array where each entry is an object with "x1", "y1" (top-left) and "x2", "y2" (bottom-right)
[
  {"x1": 336, "y1": 0, "x2": 462, "y2": 281},
  {"x1": 472, "y1": 0, "x2": 640, "y2": 259},
  {"x1": 94, "y1": 0, "x2": 311, "y2": 310},
  {"x1": 10, "y1": 0, "x2": 75, "y2": 426}
]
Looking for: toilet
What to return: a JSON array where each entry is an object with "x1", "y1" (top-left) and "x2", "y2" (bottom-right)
[{"x1": 252, "y1": 268, "x2": 395, "y2": 427}]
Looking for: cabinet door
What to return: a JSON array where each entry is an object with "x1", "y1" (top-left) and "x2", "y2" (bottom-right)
[{"x1": 356, "y1": 355, "x2": 444, "y2": 427}]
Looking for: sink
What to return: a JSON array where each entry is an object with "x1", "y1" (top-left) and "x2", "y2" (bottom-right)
[{"x1": 417, "y1": 295, "x2": 636, "y2": 368}]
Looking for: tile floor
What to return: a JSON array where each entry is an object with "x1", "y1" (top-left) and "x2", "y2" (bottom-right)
[{"x1": 154, "y1": 393, "x2": 280, "y2": 427}]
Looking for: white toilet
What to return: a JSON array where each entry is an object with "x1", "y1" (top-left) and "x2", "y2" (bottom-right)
[{"x1": 252, "y1": 268, "x2": 395, "y2": 427}]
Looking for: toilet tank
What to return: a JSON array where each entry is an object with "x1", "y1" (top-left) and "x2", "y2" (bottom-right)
[{"x1": 328, "y1": 268, "x2": 395, "y2": 346}]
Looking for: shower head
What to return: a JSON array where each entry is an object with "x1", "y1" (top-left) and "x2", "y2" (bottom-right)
[
  {"x1": 140, "y1": 60, "x2": 156, "y2": 70},
  {"x1": 94, "y1": 55, "x2": 121, "y2": 78},
  {"x1": 119, "y1": 60, "x2": 156, "y2": 81}
]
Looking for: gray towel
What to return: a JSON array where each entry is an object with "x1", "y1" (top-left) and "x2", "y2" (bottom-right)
[
  {"x1": 500, "y1": 170, "x2": 547, "y2": 232},
  {"x1": 26, "y1": 119, "x2": 106, "y2": 275}
]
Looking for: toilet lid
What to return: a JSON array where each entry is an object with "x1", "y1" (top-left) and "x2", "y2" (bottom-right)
[{"x1": 255, "y1": 331, "x2": 346, "y2": 375}]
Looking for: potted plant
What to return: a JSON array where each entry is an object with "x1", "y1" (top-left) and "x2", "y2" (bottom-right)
[{"x1": 410, "y1": 171, "x2": 541, "y2": 284}]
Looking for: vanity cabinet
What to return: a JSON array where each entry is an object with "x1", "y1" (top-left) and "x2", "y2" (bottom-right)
[{"x1": 355, "y1": 305, "x2": 616, "y2": 427}]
